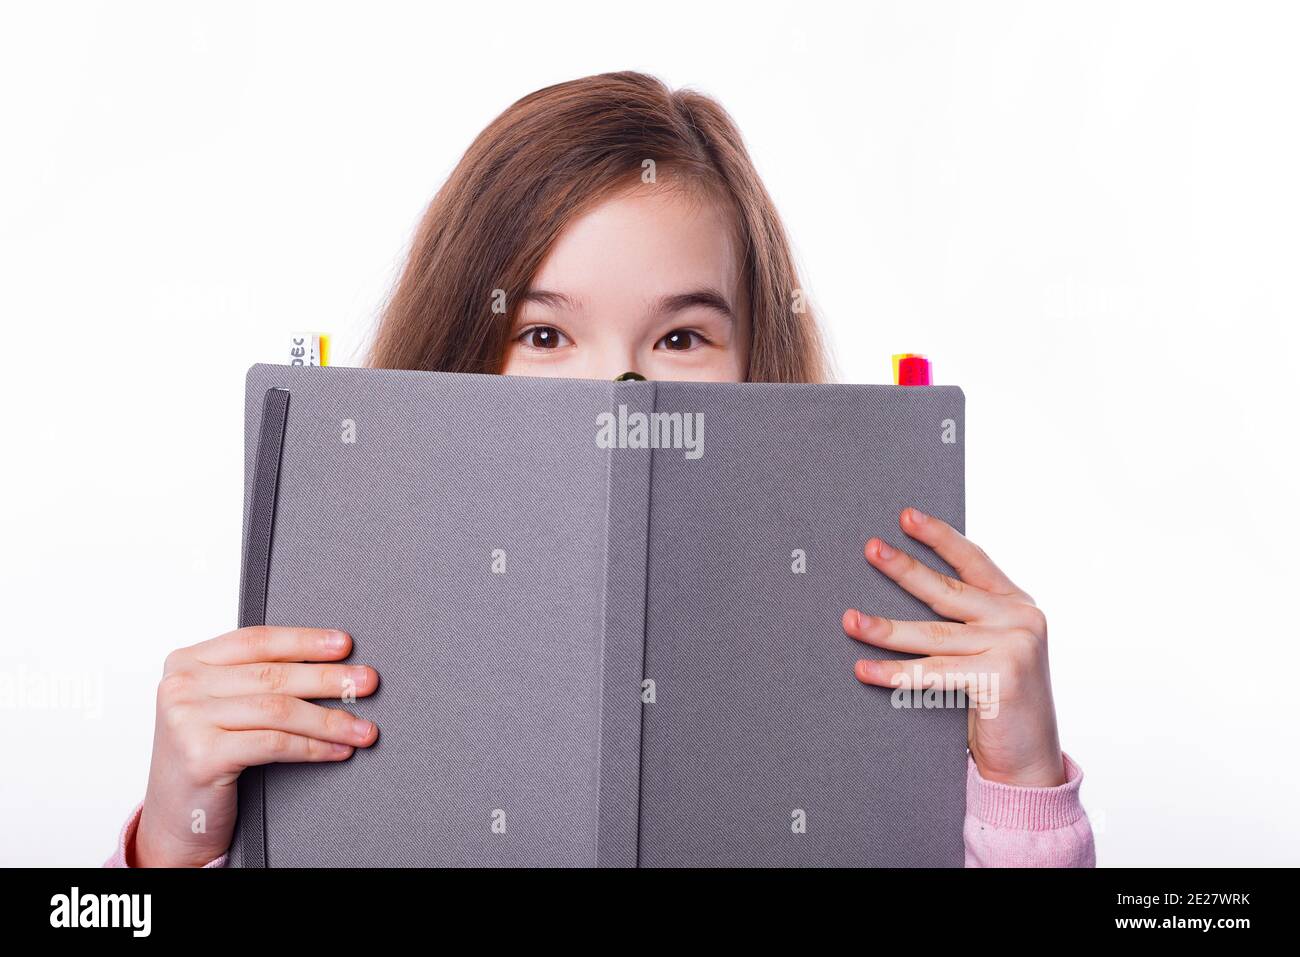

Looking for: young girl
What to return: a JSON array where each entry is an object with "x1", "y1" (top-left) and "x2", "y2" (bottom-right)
[{"x1": 108, "y1": 71, "x2": 1094, "y2": 868}]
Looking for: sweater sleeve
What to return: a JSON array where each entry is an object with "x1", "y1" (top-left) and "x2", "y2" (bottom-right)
[
  {"x1": 103, "y1": 802, "x2": 229, "y2": 868},
  {"x1": 964, "y1": 751, "x2": 1096, "y2": 867}
]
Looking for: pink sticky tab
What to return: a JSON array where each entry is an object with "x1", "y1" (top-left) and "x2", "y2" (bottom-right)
[{"x1": 897, "y1": 355, "x2": 932, "y2": 386}]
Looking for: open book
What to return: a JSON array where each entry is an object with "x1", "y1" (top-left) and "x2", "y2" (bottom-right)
[{"x1": 231, "y1": 364, "x2": 969, "y2": 867}]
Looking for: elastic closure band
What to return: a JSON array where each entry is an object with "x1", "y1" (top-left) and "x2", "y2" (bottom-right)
[{"x1": 237, "y1": 387, "x2": 291, "y2": 868}]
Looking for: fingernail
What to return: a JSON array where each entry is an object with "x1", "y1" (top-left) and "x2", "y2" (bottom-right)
[
  {"x1": 857, "y1": 613, "x2": 876, "y2": 632},
  {"x1": 352, "y1": 718, "x2": 374, "y2": 741},
  {"x1": 876, "y1": 540, "x2": 896, "y2": 560},
  {"x1": 909, "y1": 508, "x2": 928, "y2": 525},
  {"x1": 330, "y1": 743, "x2": 353, "y2": 757},
  {"x1": 349, "y1": 666, "x2": 371, "y2": 684},
  {"x1": 855, "y1": 660, "x2": 873, "y2": 680},
  {"x1": 844, "y1": 609, "x2": 860, "y2": 631},
  {"x1": 324, "y1": 631, "x2": 348, "y2": 650}
]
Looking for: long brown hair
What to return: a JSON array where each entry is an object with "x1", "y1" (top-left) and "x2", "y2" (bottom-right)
[{"x1": 367, "y1": 71, "x2": 826, "y2": 382}]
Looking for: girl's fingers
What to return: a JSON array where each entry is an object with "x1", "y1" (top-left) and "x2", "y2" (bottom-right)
[
  {"x1": 842, "y1": 609, "x2": 995, "y2": 656},
  {"x1": 218, "y1": 729, "x2": 357, "y2": 769},
  {"x1": 203, "y1": 661, "x2": 379, "y2": 700},
  {"x1": 208, "y1": 695, "x2": 378, "y2": 748},
  {"x1": 864, "y1": 537, "x2": 1005, "y2": 623},
  {"x1": 853, "y1": 655, "x2": 980, "y2": 692},
  {"x1": 187, "y1": 626, "x2": 353, "y2": 667},
  {"x1": 898, "y1": 508, "x2": 1027, "y2": 599}
]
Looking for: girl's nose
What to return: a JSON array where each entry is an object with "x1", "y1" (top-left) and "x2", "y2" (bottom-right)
[{"x1": 587, "y1": 346, "x2": 644, "y2": 382}]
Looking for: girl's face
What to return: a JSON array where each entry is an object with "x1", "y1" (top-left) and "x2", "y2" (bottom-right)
[{"x1": 501, "y1": 185, "x2": 750, "y2": 382}]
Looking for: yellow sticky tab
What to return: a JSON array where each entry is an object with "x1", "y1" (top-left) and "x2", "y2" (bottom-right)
[
  {"x1": 892, "y1": 353, "x2": 918, "y2": 385},
  {"x1": 319, "y1": 335, "x2": 330, "y2": 367}
]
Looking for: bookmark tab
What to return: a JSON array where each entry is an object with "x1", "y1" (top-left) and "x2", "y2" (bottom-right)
[
  {"x1": 893, "y1": 353, "x2": 932, "y2": 386},
  {"x1": 289, "y1": 333, "x2": 330, "y2": 367}
]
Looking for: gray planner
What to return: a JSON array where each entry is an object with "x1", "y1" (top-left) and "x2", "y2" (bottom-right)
[{"x1": 230, "y1": 363, "x2": 969, "y2": 867}]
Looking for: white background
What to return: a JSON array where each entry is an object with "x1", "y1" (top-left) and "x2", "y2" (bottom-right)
[{"x1": 1, "y1": 0, "x2": 1296, "y2": 866}]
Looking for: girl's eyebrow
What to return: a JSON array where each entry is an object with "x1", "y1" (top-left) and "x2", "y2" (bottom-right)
[
  {"x1": 521, "y1": 287, "x2": 736, "y2": 324},
  {"x1": 653, "y1": 288, "x2": 735, "y2": 324},
  {"x1": 520, "y1": 289, "x2": 576, "y2": 309}
]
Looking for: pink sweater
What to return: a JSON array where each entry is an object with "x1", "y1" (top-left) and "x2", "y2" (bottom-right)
[{"x1": 105, "y1": 752, "x2": 1094, "y2": 867}]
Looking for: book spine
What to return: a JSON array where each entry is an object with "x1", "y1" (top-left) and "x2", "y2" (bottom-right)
[{"x1": 592, "y1": 380, "x2": 656, "y2": 867}]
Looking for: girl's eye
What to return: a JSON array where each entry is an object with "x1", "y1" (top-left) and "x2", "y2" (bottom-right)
[
  {"x1": 656, "y1": 329, "x2": 702, "y2": 351},
  {"x1": 518, "y1": 326, "x2": 569, "y2": 349}
]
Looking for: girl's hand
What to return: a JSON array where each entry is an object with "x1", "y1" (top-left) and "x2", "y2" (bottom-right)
[
  {"x1": 132, "y1": 626, "x2": 380, "y2": 867},
  {"x1": 843, "y1": 508, "x2": 1066, "y2": 788}
]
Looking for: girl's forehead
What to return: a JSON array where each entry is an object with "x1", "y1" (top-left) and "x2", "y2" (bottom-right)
[{"x1": 531, "y1": 186, "x2": 743, "y2": 301}]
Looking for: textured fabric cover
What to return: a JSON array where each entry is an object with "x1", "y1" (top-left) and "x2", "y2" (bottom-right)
[
  {"x1": 231, "y1": 364, "x2": 967, "y2": 867},
  {"x1": 638, "y1": 382, "x2": 968, "y2": 866}
]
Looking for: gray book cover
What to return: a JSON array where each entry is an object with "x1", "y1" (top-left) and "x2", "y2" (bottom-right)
[{"x1": 230, "y1": 364, "x2": 969, "y2": 867}]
